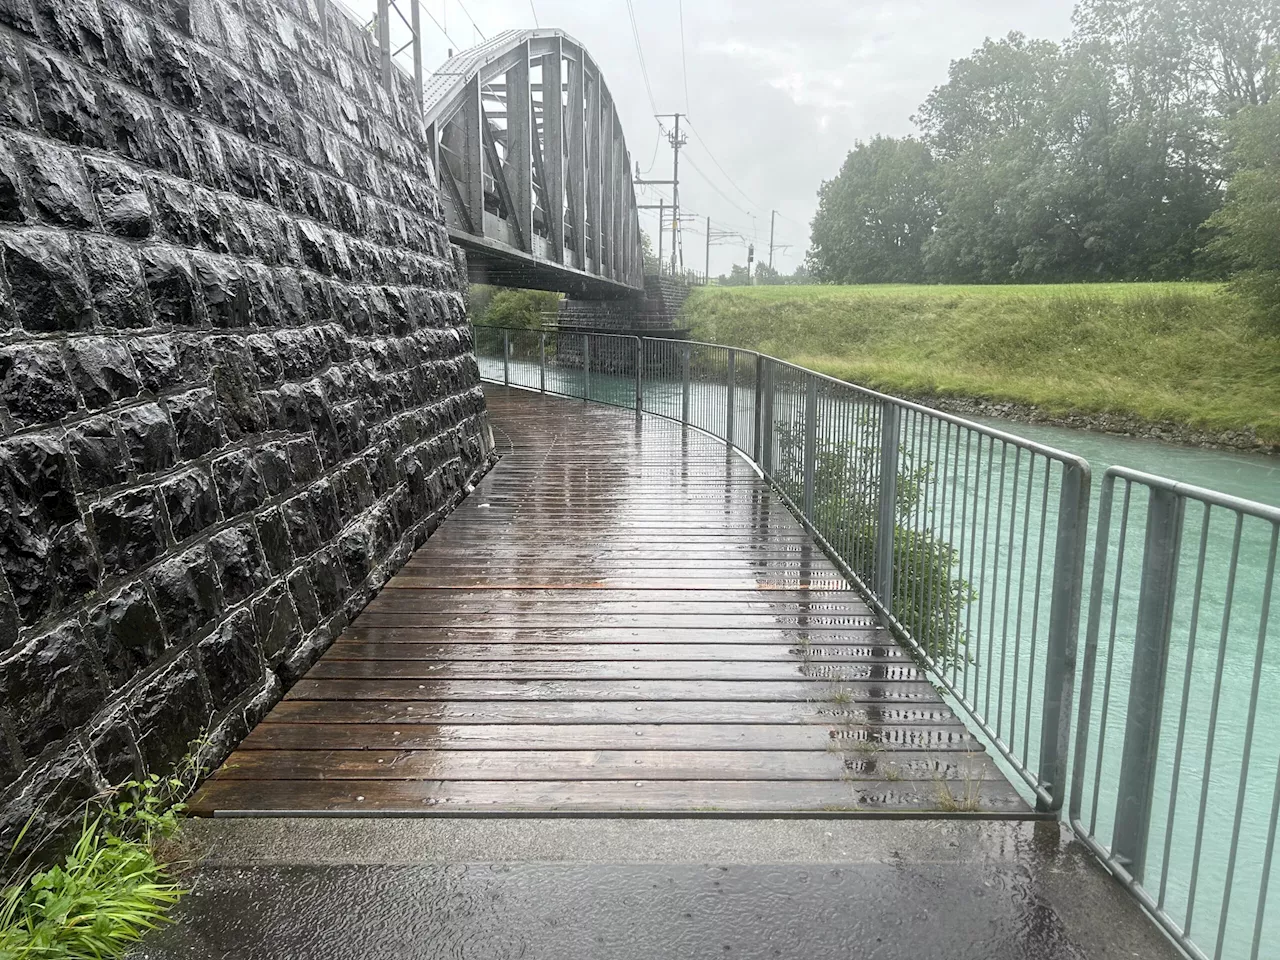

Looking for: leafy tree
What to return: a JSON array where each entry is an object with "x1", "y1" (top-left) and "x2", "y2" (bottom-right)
[
  {"x1": 716, "y1": 263, "x2": 753, "y2": 286},
  {"x1": 479, "y1": 288, "x2": 562, "y2": 329},
  {"x1": 1206, "y1": 97, "x2": 1280, "y2": 327},
  {"x1": 807, "y1": 136, "x2": 937, "y2": 283}
]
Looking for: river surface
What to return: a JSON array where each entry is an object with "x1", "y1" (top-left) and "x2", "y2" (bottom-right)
[{"x1": 478, "y1": 351, "x2": 1280, "y2": 960}]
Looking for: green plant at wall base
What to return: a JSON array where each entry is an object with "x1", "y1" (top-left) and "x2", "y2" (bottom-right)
[
  {"x1": 0, "y1": 755, "x2": 205, "y2": 959},
  {"x1": 775, "y1": 419, "x2": 973, "y2": 662},
  {"x1": 0, "y1": 813, "x2": 184, "y2": 959}
]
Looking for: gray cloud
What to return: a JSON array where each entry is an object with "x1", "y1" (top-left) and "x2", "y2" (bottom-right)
[{"x1": 354, "y1": 0, "x2": 1077, "y2": 274}]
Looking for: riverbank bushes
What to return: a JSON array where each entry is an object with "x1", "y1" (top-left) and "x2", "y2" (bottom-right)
[{"x1": 682, "y1": 283, "x2": 1280, "y2": 446}]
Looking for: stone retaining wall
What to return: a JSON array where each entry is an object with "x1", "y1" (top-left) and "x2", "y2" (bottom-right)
[{"x1": 0, "y1": 0, "x2": 492, "y2": 843}]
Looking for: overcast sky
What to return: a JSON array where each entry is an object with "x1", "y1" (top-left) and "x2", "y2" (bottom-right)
[{"x1": 348, "y1": 0, "x2": 1079, "y2": 275}]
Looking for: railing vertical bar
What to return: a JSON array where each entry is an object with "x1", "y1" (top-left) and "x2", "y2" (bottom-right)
[
  {"x1": 997, "y1": 448, "x2": 1022, "y2": 742},
  {"x1": 1214, "y1": 523, "x2": 1278, "y2": 960},
  {"x1": 1089, "y1": 480, "x2": 1134, "y2": 835},
  {"x1": 1185, "y1": 513, "x2": 1244, "y2": 939},
  {"x1": 1250, "y1": 754, "x2": 1280, "y2": 960},
  {"x1": 681, "y1": 344, "x2": 691, "y2": 426},
  {"x1": 1024, "y1": 462, "x2": 1050, "y2": 770},
  {"x1": 1112, "y1": 487, "x2": 1185, "y2": 880},
  {"x1": 982, "y1": 440, "x2": 1003, "y2": 724},
  {"x1": 1158, "y1": 506, "x2": 1212, "y2": 909},
  {"x1": 726, "y1": 350, "x2": 737, "y2": 449},
  {"x1": 539, "y1": 332, "x2": 546, "y2": 394},
  {"x1": 582, "y1": 333, "x2": 591, "y2": 401},
  {"x1": 1009, "y1": 453, "x2": 1034, "y2": 759},
  {"x1": 634, "y1": 337, "x2": 643, "y2": 413},
  {"x1": 502, "y1": 330, "x2": 510, "y2": 386},
  {"x1": 1038, "y1": 456, "x2": 1089, "y2": 813},
  {"x1": 875, "y1": 401, "x2": 901, "y2": 614},
  {"x1": 958, "y1": 431, "x2": 975, "y2": 695},
  {"x1": 802, "y1": 375, "x2": 818, "y2": 521}
]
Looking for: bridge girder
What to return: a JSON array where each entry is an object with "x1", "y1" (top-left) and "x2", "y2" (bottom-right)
[{"x1": 418, "y1": 30, "x2": 645, "y2": 298}]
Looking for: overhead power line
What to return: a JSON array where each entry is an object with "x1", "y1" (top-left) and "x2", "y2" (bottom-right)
[
  {"x1": 623, "y1": 0, "x2": 660, "y2": 116},
  {"x1": 677, "y1": 0, "x2": 690, "y2": 113},
  {"x1": 528, "y1": 0, "x2": 540, "y2": 28},
  {"x1": 682, "y1": 152, "x2": 755, "y2": 219},
  {"x1": 685, "y1": 120, "x2": 763, "y2": 214},
  {"x1": 420, "y1": 2, "x2": 459, "y2": 50}
]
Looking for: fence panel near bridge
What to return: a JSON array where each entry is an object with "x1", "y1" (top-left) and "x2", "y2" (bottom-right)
[
  {"x1": 474, "y1": 324, "x2": 1280, "y2": 960},
  {"x1": 1070, "y1": 468, "x2": 1280, "y2": 960}
]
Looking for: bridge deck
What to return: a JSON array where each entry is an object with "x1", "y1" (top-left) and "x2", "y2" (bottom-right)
[{"x1": 191, "y1": 388, "x2": 1030, "y2": 816}]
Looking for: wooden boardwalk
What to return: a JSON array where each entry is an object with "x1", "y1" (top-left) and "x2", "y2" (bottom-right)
[{"x1": 191, "y1": 388, "x2": 1030, "y2": 816}]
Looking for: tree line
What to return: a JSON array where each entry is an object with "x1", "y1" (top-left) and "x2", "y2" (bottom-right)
[{"x1": 805, "y1": 0, "x2": 1278, "y2": 319}]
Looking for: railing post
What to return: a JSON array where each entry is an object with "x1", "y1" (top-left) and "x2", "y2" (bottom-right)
[
  {"x1": 1040, "y1": 460, "x2": 1091, "y2": 813},
  {"x1": 802, "y1": 375, "x2": 818, "y2": 519},
  {"x1": 875, "y1": 401, "x2": 901, "y2": 611},
  {"x1": 539, "y1": 331, "x2": 546, "y2": 394},
  {"x1": 502, "y1": 329, "x2": 510, "y2": 387},
  {"x1": 1111, "y1": 486, "x2": 1185, "y2": 880},
  {"x1": 752, "y1": 354, "x2": 764, "y2": 465},
  {"x1": 760, "y1": 361, "x2": 774, "y2": 475},
  {"x1": 582, "y1": 333, "x2": 591, "y2": 401},
  {"x1": 634, "y1": 337, "x2": 644, "y2": 413},
  {"x1": 725, "y1": 350, "x2": 736, "y2": 448},
  {"x1": 680, "y1": 344, "x2": 691, "y2": 425}
]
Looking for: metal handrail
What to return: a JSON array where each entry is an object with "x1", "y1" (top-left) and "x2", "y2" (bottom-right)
[{"x1": 473, "y1": 323, "x2": 1280, "y2": 960}]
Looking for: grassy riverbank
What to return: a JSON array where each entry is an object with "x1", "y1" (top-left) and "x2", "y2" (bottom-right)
[{"x1": 682, "y1": 283, "x2": 1280, "y2": 446}]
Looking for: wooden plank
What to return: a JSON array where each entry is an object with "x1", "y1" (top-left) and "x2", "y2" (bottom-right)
[
  {"x1": 322, "y1": 642, "x2": 911, "y2": 662},
  {"x1": 303, "y1": 660, "x2": 926, "y2": 682},
  {"x1": 188, "y1": 778, "x2": 1030, "y2": 816},
  {"x1": 265, "y1": 700, "x2": 966, "y2": 726},
  {"x1": 283, "y1": 679, "x2": 943, "y2": 703},
  {"x1": 339, "y1": 627, "x2": 892, "y2": 644},
  {"x1": 210, "y1": 749, "x2": 993, "y2": 783},
  {"x1": 239, "y1": 723, "x2": 983, "y2": 752}
]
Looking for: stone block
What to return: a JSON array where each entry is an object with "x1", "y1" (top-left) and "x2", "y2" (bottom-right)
[
  {"x1": 152, "y1": 107, "x2": 196, "y2": 180},
  {"x1": 91, "y1": 487, "x2": 163, "y2": 578},
  {"x1": 81, "y1": 236, "x2": 151, "y2": 329},
  {"x1": 150, "y1": 23, "x2": 199, "y2": 110},
  {"x1": 132, "y1": 656, "x2": 206, "y2": 772},
  {"x1": 0, "y1": 341, "x2": 78, "y2": 427},
  {"x1": 161, "y1": 466, "x2": 219, "y2": 542},
  {"x1": 83, "y1": 156, "x2": 151, "y2": 238},
  {"x1": 307, "y1": 545, "x2": 348, "y2": 618},
  {"x1": 67, "y1": 413, "x2": 128, "y2": 489},
  {"x1": 210, "y1": 352, "x2": 265, "y2": 441},
  {"x1": 197, "y1": 607, "x2": 261, "y2": 709},
  {"x1": 1, "y1": 228, "x2": 93, "y2": 331},
  {"x1": 0, "y1": 37, "x2": 34, "y2": 130},
  {"x1": 166, "y1": 386, "x2": 223, "y2": 458},
  {"x1": 66, "y1": 336, "x2": 141, "y2": 410},
  {"x1": 0, "y1": 137, "x2": 29, "y2": 223},
  {"x1": 192, "y1": 184, "x2": 228, "y2": 252},
  {"x1": 88, "y1": 709, "x2": 140, "y2": 786},
  {"x1": 140, "y1": 246, "x2": 197, "y2": 327},
  {"x1": 118, "y1": 402, "x2": 178, "y2": 475},
  {"x1": 0, "y1": 621, "x2": 103, "y2": 756},
  {"x1": 89, "y1": 582, "x2": 166, "y2": 688},
  {"x1": 25, "y1": 47, "x2": 106, "y2": 148},
  {"x1": 220, "y1": 131, "x2": 256, "y2": 199},
  {"x1": 287, "y1": 568, "x2": 320, "y2": 632},
  {"x1": 102, "y1": 83, "x2": 157, "y2": 168},
  {"x1": 49, "y1": 519, "x2": 98, "y2": 611},
  {"x1": 145, "y1": 175, "x2": 198, "y2": 245},
  {"x1": 208, "y1": 523, "x2": 267, "y2": 605},
  {"x1": 33, "y1": 0, "x2": 106, "y2": 67},
  {"x1": 254, "y1": 507, "x2": 292, "y2": 575},
  {"x1": 100, "y1": 0, "x2": 157, "y2": 96},
  {"x1": 193, "y1": 253, "x2": 249, "y2": 328},
  {"x1": 147, "y1": 544, "x2": 219, "y2": 644},
  {"x1": 252, "y1": 583, "x2": 300, "y2": 665},
  {"x1": 128, "y1": 336, "x2": 180, "y2": 393}
]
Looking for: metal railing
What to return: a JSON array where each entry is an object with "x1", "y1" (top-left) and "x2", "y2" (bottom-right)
[
  {"x1": 475, "y1": 326, "x2": 1090, "y2": 814},
  {"x1": 474, "y1": 325, "x2": 1280, "y2": 960},
  {"x1": 1071, "y1": 469, "x2": 1280, "y2": 960}
]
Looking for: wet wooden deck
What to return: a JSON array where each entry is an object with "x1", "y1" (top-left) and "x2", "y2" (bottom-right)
[{"x1": 191, "y1": 387, "x2": 1030, "y2": 816}]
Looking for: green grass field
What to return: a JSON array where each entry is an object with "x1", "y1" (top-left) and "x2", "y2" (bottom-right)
[{"x1": 681, "y1": 283, "x2": 1280, "y2": 444}]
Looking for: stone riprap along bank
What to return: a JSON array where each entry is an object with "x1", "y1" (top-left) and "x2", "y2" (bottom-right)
[{"x1": 0, "y1": 0, "x2": 493, "y2": 842}]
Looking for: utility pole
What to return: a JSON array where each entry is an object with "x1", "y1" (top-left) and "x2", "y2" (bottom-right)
[
  {"x1": 704, "y1": 216, "x2": 710, "y2": 284},
  {"x1": 657, "y1": 199, "x2": 664, "y2": 269},
  {"x1": 650, "y1": 113, "x2": 686, "y2": 274},
  {"x1": 768, "y1": 210, "x2": 776, "y2": 271}
]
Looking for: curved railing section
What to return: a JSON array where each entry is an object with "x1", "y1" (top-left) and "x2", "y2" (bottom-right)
[{"x1": 474, "y1": 324, "x2": 1280, "y2": 960}]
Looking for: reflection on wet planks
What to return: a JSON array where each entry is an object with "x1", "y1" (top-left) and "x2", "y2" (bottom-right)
[{"x1": 191, "y1": 387, "x2": 1032, "y2": 817}]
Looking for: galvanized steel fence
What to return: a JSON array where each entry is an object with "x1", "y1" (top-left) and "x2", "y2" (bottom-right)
[{"x1": 474, "y1": 325, "x2": 1280, "y2": 960}]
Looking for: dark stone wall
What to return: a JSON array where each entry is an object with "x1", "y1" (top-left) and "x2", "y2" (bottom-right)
[{"x1": 0, "y1": 0, "x2": 492, "y2": 841}]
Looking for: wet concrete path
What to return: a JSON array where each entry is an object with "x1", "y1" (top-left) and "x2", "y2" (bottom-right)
[
  {"x1": 132, "y1": 819, "x2": 1180, "y2": 960},
  {"x1": 191, "y1": 388, "x2": 1027, "y2": 815}
]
